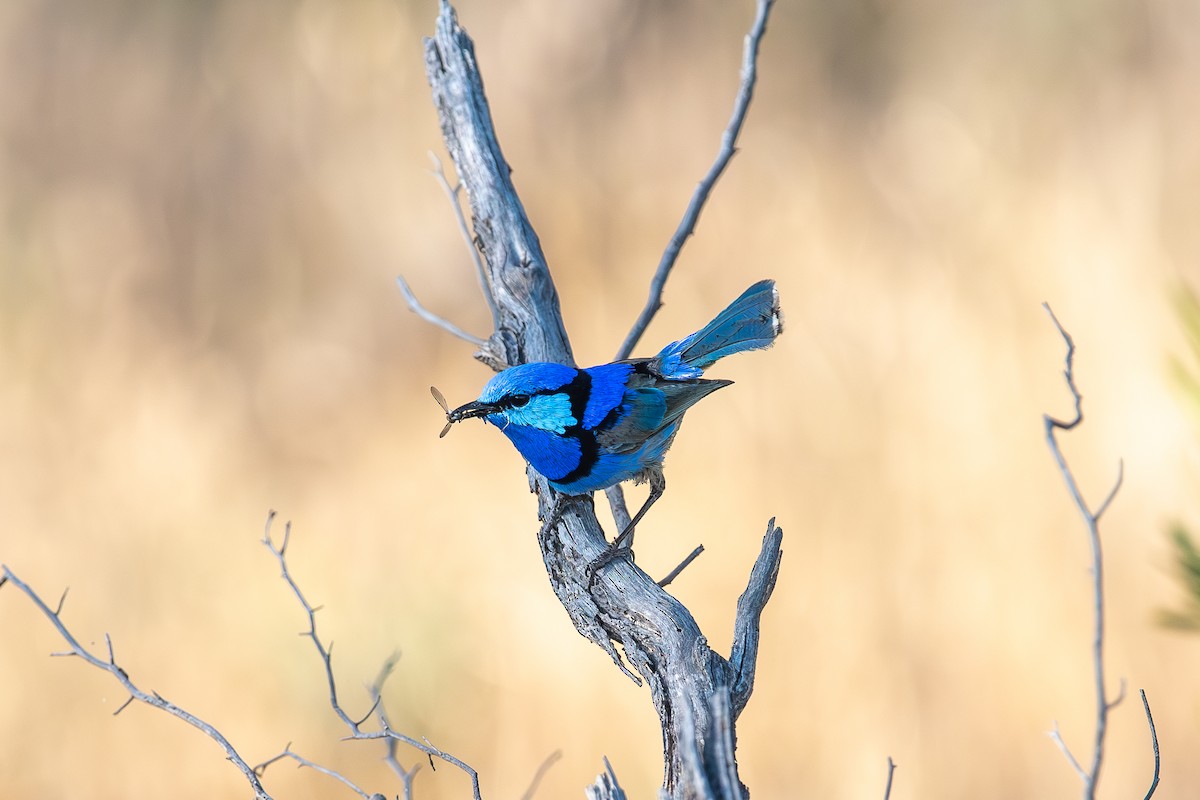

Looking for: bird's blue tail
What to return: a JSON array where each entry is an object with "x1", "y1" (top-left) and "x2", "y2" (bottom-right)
[{"x1": 652, "y1": 280, "x2": 782, "y2": 379}]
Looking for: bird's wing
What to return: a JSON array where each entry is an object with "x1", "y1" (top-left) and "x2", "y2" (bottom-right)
[
  {"x1": 657, "y1": 378, "x2": 732, "y2": 427},
  {"x1": 595, "y1": 387, "x2": 667, "y2": 454},
  {"x1": 595, "y1": 378, "x2": 730, "y2": 454}
]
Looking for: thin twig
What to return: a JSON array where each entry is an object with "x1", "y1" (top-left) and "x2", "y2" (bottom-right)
[
  {"x1": 0, "y1": 564, "x2": 273, "y2": 800},
  {"x1": 262, "y1": 512, "x2": 368, "y2": 733},
  {"x1": 1140, "y1": 689, "x2": 1160, "y2": 799},
  {"x1": 604, "y1": 485, "x2": 633, "y2": 541},
  {"x1": 616, "y1": 0, "x2": 775, "y2": 360},
  {"x1": 1095, "y1": 460, "x2": 1125, "y2": 521},
  {"x1": 606, "y1": 0, "x2": 775, "y2": 565},
  {"x1": 253, "y1": 746, "x2": 375, "y2": 800},
  {"x1": 396, "y1": 274, "x2": 487, "y2": 346},
  {"x1": 428, "y1": 151, "x2": 500, "y2": 329},
  {"x1": 882, "y1": 757, "x2": 897, "y2": 800},
  {"x1": 1042, "y1": 303, "x2": 1125, "y2": 799},
  {"x1": 368, "y1": 653, "x2": 423, "y2": 799},
  {"x1": 1049, "y1": 722, "x2": 1089, "y2": 783},
  {"x1": 54, "y1": 586, "x2": 68, "y2": 615},
  {"x1": 1107, "y1": 676, "x2": 1128, "y2": 712},
  {"x1": 262, "y1": 512, "x2": 483, "y2": 800},
  {"x1": 519, "y1": 749, "x2": 563, "y2": 800},
  {"x1": 658, "y1": 545, "x2": 705, "y2": 588}
]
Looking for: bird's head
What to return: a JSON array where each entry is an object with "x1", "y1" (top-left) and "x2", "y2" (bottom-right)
[{"x1": 433, "y1": 362, "x2": 580, "y2": 438}]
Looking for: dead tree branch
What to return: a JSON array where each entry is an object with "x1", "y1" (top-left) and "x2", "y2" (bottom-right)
[
  {"x1": 1139, "y1": 689, "x2": 1160, "y2": 799},
  {"x1": 616, "y1": 0, "x2": 775, "y2": 361},
  {"x1": 882, "y1": 757, "x2": 897, "y2": 800},
  {"x1": 260, "y1": 512, "x2": 484, "y2": 800},
  {"x1": 605, "y1": 0, "x2": 774, "y2": 549},
  {"x1": 0, "y1": 566, "x2": 274, "y2": 800},
  {"x1": 1041, "y1": 303, "x2": 1157, "y2": 799},
  {"x1": 422, "y1": 2, "x2": 781, "y2": 797}
]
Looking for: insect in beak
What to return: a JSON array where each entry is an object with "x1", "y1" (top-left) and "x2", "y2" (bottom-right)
[
  {"x1": 431, "y1": 386, "x2": 496, "y2": 438},
  {"x1": 430, "y1": 386, "x2": 454, "y2": 438}
]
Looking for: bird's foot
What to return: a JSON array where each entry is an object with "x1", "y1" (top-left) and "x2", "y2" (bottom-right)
[
  {"x1": 537, "y1": 491, "x2": 572, "y2": 543},
  {"x1": 586, "y1": 528, "x2": 636, "y2": 584}
]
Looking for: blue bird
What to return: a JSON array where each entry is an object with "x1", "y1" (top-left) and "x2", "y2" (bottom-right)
[{"x1": 437, "y1": 279, "x2": 782, "y2": 556}]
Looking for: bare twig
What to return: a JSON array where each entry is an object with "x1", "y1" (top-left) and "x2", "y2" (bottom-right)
[
  {"x1": 883, "y1": 757, "x2": 897, "y2": 800},
  {"x1": 428, "y1": 151, "x2": 500, "y2": 329},
  {"x1": 54, "y1": 586, "x2": 68, "y2": 615},
  {"x1": 604, "y1": 0, "x2": 775, "y2": 564},
  {"x1": 253, "y1": 745, "x2": 378, "y2": 800},
  {"x1": 616, "y1": 0, "x2": 776, "y2": 361},
  {"x1": 396, "y1": 274, "x2": 487, "y2": 346},
  {"x1": 1140, "y1": 690, "x2": 1160, "y2": 799},
  {"x1": 658, "y1": 545, "x2": 705, "y2": 588},
  {"x1": 519, "y1": 749, "x2": 563, "y2": 800},
  {"x1": 1049, "y1": 722, "x2": 1089, "y2": 783},
  {"x1": 368, "y1": 653, "x2": 422, "y2": 799},
  {"x1": 262, "y1": 511, "x2": 484, "y2": 800},
  {"x1": 1107, "y1": 676, "x2": 1128, "y2": 712},
  {"x1": 262, "y1": 512, "x2": 371, "y2": 733},
  {"x1": 1041, "y1": 303, "x2": 1126, "y2": 799},
  {"x1": 0, "y1": 565, "x2": 273, "y2": 800}
]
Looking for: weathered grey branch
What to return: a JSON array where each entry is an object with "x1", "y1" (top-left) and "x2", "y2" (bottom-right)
[
  {"x1": 428, "y1": 150, "x2": 501, "y2": 330},
  {"x1": 367, "y1": 654, "x2": 423, "y2": 799},
  {"x1": 1139, "y1": 689, "x2": 1160, "y2": 799},
  {"x1": 261, "y1": 512, "x2": 484, "y2": 800},
  {"x1": 1041, "y1": 303, "x2": 1145, "y2": 800},
  {"x1": 659, "y1": 544, "x2": 706, "y2": 588},
  {"x1": 616, "y1": 0, "x2": 775, "y2": 361},
  {"x1": 883, "y1": 758, "x2": 897, "y2": 799},
  {"x1": 253, "y1": 745, "x2": 380, "y2": 800},
  {"x1": 423, "y1": 3, "x2": 781, "y2": 797},
  {"x1": 520, "y1": 749, "x2": 564, "y2": 800},
  {"x1": 424, "y1": 1, "x2": 573, "y2": 374},
  {"x1": 396, "y1": 274, "x2": 486, "y2": 347},
  {"x1": 603, "y1": 0, "x2": 774, "y2": 547},
  {"x1": 0, "y1": 566, "x2": 274, "y2": 800},
  {"x1": 730, "y1": 520, "x2": 784, "y2": 716}
]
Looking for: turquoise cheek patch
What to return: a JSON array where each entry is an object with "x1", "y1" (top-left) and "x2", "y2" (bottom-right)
[{"x1": 505, "y1": 393, "x2": 576, "y2": 434}]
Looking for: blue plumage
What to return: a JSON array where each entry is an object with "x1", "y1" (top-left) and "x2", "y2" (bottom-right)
[{"x1": 440, "y1": 279, "x2": 782, "y2": 550}]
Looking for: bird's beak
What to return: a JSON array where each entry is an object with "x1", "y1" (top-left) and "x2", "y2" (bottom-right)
[
  {"x1": 448, "y1": 400, "x2": 496, "y2": 424},
  {"x1": 438, "y1": 399, "x2": 495, "y2": 439}
]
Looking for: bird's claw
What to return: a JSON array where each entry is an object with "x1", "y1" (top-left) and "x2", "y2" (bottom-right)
[{"x1": 587, "y1": 539, "x2": 635, "y2": 584}]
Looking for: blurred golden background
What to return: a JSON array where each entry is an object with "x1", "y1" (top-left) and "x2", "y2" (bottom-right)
[{"x1": 2, "y1": 0, "x2": 1198, "y2": 797}]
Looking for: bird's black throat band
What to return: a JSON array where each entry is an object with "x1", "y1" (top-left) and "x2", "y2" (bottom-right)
[{"x1": 556, "y1": 368, "x2": 600, "y2": 488}]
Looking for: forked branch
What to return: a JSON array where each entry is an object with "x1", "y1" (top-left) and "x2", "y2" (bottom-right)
[
  {"x1": 422, "y1": 2, "x2": 782, "y2": 796},
  {"x1": 0, "y1": 565, "x2": 273, "y2": 800},
  {"x1": 1040, "y1": 304, "x2": 1157, "y2": 799},
  {"x1": 260, "y1": 512, "x2": 485, "y2": 800}
]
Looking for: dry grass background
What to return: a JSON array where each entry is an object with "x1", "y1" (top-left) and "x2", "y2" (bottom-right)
[{"x1": 2, "y1": 0, "x2": 1199, "y2": 797}]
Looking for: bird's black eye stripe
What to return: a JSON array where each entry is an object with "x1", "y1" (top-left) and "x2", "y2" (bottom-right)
[{"x1": 508, "y1": 394, "x2": 531, "y2": 408}]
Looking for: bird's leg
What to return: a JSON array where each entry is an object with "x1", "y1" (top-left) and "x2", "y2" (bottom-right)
[
  {"x1": 611, "y1": 476, "x2": 663, "y2": 551},
  {"x1": 589, "y1": 471, "x2": 665, "y2": 576}
]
